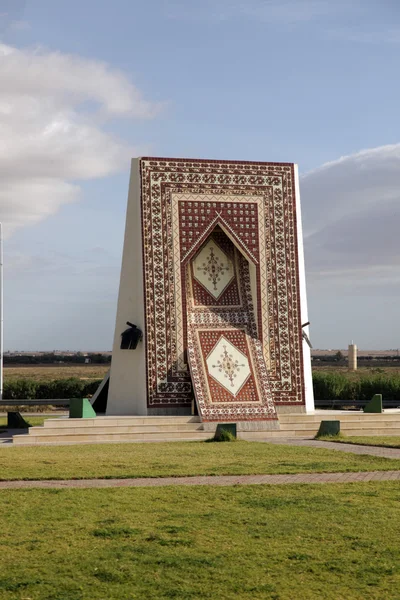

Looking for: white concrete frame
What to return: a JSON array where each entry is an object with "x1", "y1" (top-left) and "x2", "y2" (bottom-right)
[
  {"x1": 107, "y1": 159, "x2": 147, "y2": 415},
  {"x1": 294, "y1": 165, "x2": 315, "y2": 412},
  {"x1": 107, "y1": 159, "x2": 314, "y2": 415}
]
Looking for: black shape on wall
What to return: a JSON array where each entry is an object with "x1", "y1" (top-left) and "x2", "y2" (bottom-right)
[{"x1": 120, "y1": 322, "x2": 143, "y2": 350}]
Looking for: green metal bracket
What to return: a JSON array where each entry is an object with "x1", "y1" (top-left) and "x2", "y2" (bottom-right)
[
  {"x1": 214, "y1": 423, "x2": 237, "y2": 440},
  {"x1": 316, "y1": 420, "x2": 340, "y2": 437},
  {"x1": 7, "y1": 412, "x2": 30, "y2": 429},
  {"x1": 69, "y1": 398, "x2": 97, "y2": 419},
  {"x1": 364, "y1": 394, "x2": 383, "y2": 413}
]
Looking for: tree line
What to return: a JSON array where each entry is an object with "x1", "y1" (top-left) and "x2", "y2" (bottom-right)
[{"x1": 4, "y1": 353, "x2": 111, "y2": 365}]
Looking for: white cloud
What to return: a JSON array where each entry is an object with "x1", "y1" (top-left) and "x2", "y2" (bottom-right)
[
  {"x1": 0, "y1": 43, "x2": 159, "y2": 237},
  {"x1": 300, "y1": 143, "x2": 400, "y2": 288}
]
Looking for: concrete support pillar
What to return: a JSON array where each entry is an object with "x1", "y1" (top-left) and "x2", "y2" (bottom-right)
[
  {"x1": 294, "y1": 165, "x2": 314, "y2": 413},
  {"x1": 348, "y1": 343, "x2": 357, "y2": 371},
  {"x1": 107, "y1": 159, "x2": 147, "y2": 416}
]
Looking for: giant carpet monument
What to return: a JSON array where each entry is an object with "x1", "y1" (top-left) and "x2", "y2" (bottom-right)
[{"x1": 106, "y1": 157, "x2": 314, "y2": 429}]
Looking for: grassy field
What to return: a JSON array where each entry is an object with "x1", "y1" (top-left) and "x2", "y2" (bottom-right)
[
  {"x1": 6, "y1": 364, "x2": 400, "y2": 381},
  {"x1": 7, "y1": 364, "x2": 400, "y2": 382},
  {"x1": 3, "y1": 365, "x2": 399, "y2": 599},
  {"x1": 4, "y1": 365, "x2": 109, "y2": 382},
  {"x1": 2, "y1": 441, "x2": 400, "y2": 481},
  {"x1": 1, "y1": 482, "x2": 400, "y2": 599}
]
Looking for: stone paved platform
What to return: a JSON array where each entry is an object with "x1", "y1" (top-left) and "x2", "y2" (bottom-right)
[{"x1": 1, "y1": 470, "x2": 400, "y2": 490}]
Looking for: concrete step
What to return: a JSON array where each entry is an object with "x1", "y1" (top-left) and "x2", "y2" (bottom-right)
[
  {"x1": 296, "y1": 430, "x2": 400, "y2": 437},
  {"x1": 280, "y1": 421, "x2": 400, "y2": 431},
  {"x1": 26, "y1": 424, "x2": 205, "y2": 436},
  {"x1": 13, "y1": 412, "x2": 400, "y2": 446},
  {"x1": 238, "y1": 430, "x2": 305, "y2": 440},
  {"x1": 42, "y1": 416, "x2": 201, "y2": 428},
  {"x1": 340, "y1": 426, "x2": 400, "y2": 434},
  {"x1": 286, "y1": 427, "x2": 400, "y2": 437},
  {"x1": 279, "y1": 413, "x2": 400, "y2": 424},
  {"x1": 282, "y1": 424, "x2": 400, "y2": 436}
]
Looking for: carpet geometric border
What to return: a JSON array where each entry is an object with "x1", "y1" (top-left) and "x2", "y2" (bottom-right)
[{"x1": 139, "y1": 157, "x2": 305, "y2": 408}]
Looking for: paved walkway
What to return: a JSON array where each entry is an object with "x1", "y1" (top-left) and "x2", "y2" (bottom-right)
[{"x1": 1, "y1": 470, "x2": 400, "y2": 490}]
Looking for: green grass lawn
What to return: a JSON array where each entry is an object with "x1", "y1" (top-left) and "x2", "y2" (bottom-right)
[
  {"x1": 319, "y1": 435, "x2": 400, "y2": 449},
  {"x1": 1, "y1": 483, "x2": 400, "y2": 599},
  {"x1": 2, "y1": 441, "x2": 400, "y2": 481}
]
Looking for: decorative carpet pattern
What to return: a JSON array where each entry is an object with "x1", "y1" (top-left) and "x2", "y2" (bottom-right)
[
  {"x1": 139, "y1": 158, "x2": 304, "y2": 410},
  {"x1": 186, "y1": 231, "x2": 277, "y2": 421}
]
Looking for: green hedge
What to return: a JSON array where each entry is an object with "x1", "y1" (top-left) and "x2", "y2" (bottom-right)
[
  {"x1": 312, "y1": 372, "x2": 400, "y2": 402},
  {"x1": 3, "y1": 378, "x2": 102, "y2": 400},
  {"x1": 4, "y1": 373, "x2": 400, "y2": 403}
]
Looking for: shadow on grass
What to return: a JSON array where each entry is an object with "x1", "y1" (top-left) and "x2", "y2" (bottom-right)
[{"x1": 315, "y1": 433, "x2": 347, "y2": 442}]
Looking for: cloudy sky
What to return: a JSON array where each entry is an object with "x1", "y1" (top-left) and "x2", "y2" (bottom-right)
[{"x1": 1, "y1": 0, "x2": 399, "y2": 351}]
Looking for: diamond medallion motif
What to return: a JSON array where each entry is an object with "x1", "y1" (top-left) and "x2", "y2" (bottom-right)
[
  {"x1": 193, "y1": 239, "x2": 234, "y2": 299},
  {"x1": 206, "y1": 336, "x2": 251, "y2": 397}
]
